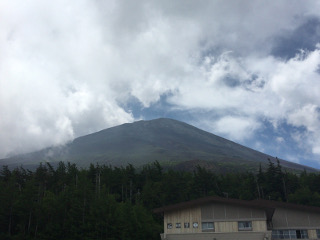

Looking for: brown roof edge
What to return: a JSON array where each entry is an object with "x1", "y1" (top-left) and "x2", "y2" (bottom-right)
[{"x1": 153, "y1": 196, "x2": 275, "y2": 215}]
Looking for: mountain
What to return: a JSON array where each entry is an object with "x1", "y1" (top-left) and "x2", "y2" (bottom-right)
[{"x1": 0, "y1": 118, "x2": 317, "y2": 172}]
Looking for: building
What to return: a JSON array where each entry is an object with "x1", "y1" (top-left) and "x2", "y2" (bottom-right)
[
  {"x1": 154, "y1": 196, "x2": 320, "y2": 240},
  {"x1": 254, "y1": 199, "x2": 320, "y2": 239}
]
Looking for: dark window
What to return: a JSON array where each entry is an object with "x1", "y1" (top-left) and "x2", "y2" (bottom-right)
[
  {"x1": 238, "y1": 221, "x2": 252, "y2": 231},
  {"x1": 176, "y1": 223, "x2": 181, "y2": 228},
  {"x1": 317, "y1": 229, "x2": 320, "y2": 238},
  {"x1": 202, "y1": 222, "x2": 214, "y2": 232},
  {"x1": 272, "y1": 229, "x2": 308, "y2": 239},
  {"x1": 184, "y1": 222, "x2": 190, "y2": 228},
  {"x1": 296, "y1": 230, "x2": 308, "y2": 239},
  {"x1": 167, "y1": 223, "x2": 172, "y2": 229}
]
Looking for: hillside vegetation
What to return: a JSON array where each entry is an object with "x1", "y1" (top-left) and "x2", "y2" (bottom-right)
[
  {"x1": 0, "y1": 118, "x2": 316, "y2": 173},
  {"x1": 1, "y1": 160, "x2": 320, "y2": 239}
]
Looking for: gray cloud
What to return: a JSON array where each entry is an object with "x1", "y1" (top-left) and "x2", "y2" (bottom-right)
[{"x1": 272, "y1": 17, "x2": 320, "y2": 59}]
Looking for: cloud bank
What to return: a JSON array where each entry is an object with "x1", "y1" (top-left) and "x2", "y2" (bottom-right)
[{"x1": 1, "y1": 0, "x2": 320, "y2": 166}]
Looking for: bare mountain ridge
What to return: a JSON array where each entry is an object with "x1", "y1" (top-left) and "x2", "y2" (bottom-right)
[{"x1": 0, "y1": 118, "x2": 317, "y2": 172}]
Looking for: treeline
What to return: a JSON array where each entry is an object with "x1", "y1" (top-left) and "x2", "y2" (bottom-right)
[{"x1": 1, "y1": 160, "x2": 320, "y2": 239}]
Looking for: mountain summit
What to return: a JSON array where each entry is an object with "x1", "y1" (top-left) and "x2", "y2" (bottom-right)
[{"x1": 0, "y1": 118, "x2": 316, "y2": 172}]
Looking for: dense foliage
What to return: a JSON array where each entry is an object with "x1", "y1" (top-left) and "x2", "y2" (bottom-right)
[{"x1": 1, "y1": 159, "x2": 320, "y2": 239}]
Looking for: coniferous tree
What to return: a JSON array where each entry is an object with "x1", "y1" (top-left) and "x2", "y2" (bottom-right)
[{"x1": 2, "y1": 160, "x2": 320, "y2": 239}]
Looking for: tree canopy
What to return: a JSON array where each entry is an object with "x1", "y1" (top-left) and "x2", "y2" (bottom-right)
[{"x1": 1, "y1": 160, "x2": 319, "y2": 239}]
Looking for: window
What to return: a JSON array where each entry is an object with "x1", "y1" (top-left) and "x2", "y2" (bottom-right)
[
  {"x1": 296, "y1": 230, "x2": 308, "y2": 239},
  {"x1": 272, "y1": 229, "x2": 309, "y2": 239},
  {"x1": 238, "y1": 221, "x2": 252, "y2": 231},
  {"x1": 167, "y1": 223, "x2": 172, "y2": 229},
  {"x1": 202, "y1": 222, "x2": 214, "y2": 232},
  {"x1": 176, "y1": 223, "x2": 181, "y2": 228},
  {"x1": 184, "y1": 222, "x2": 190, "y2": 228},
  {"x1": 317, "y1": 229, "x2": 320, "y2": 238},
  {"x1": 272, "y1": 230, "x2": 296, "y2": 239}
]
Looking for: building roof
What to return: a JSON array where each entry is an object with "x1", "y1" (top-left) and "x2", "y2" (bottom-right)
[
  {"x1": 153, "y1": 196, "x2": 275, "y2": 220},
  {"x1": 252, "y1": 199, "x2": 320, "y2": 214},
  {"x1": 154, "y1": 196, "x2": 320, "y2": 220},
  {"x1": 153, "y1": 196, "x2": 271, "y2": 213}
]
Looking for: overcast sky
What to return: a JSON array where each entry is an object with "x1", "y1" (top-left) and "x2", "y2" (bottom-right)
[{"x1": 1, "y1": 0, "x2": 320, "y2": 168}]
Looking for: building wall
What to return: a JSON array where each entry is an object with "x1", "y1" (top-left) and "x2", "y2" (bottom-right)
[
  {"x1": 272, "y1": 207, "x2": 320, "y2": 229},
  {"x1": 161, "y1": 201, "x2": 320, "y2": 240},
  {"x1": 201, "y1": 202, "x2": 266, "y2": 221},
  {"x1": 164, "y1": 203, "x2": 268, "y2": 234},
  {"x1": 215, "y1": 221, "x2": 238, "y2": 232},
  {"x1": 162, "y1": 231, "x2": 271, "y2": 240},
  {"x1": 308, "y1": 229, "x2": 318, "y2": 239},
  {"x1": 271, "y1": 207, "x2": 320, "y2": 240},
  {"x1": 212, "y1": 220, "x2": 267, "y2": 232},
  {"x1": 253, "y1": 220, "x2": 268, "y2": 232},
  {"x1": 164, "y1": 207, "x2": 202, "y2": 234}
]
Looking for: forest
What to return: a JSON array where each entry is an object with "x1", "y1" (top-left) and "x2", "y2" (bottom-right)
[{"x1": 1, "y1": 159, "x2": 320, "y2": 240}]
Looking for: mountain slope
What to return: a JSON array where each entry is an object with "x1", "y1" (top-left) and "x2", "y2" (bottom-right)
[{"x1": 0, "y1": 118, "x2": 317, "y2": 172}]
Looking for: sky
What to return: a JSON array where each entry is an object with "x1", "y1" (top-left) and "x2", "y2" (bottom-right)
[{"x1": 1, "y1": 0, "x2": 320, "y2": 169}]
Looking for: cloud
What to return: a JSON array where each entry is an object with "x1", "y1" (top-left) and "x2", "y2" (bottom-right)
[
  {"x1": 167, "y1": 44, "x2": 320, "y2": 163},
  {"x1": 287, "y1": 105, "x2": 320, "y2": 156},
  {"x1": 0, "y1": 0, "x2": 134, "y2": 157},
  {"x1": 276, "y1": 137, "x2": 284, "y2": 144},
  {"x1": 287, "y1": 105, "x2": 320, "y2": 133},
  {"x1": 1, "y1": 0, "x2": 320, "y2": 166},
  {"x1": 209, "y1": 116, "x2": 261, "y2": 142},
  {"x1": 271, "y1": 17, "x2": 320, "y2": 59}
]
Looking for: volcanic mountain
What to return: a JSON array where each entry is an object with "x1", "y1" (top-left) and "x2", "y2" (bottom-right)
[{"x1": 0, "y1": 118, "x2": 317, "y2": 172}]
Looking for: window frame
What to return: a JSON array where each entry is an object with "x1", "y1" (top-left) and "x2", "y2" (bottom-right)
[
  {"x1": 201, "y1": 221, "x2": 215, "y2": 232},
  {"x1": 238, "y1": 221, "x2": 253, "y2": 231},
  {"x1": 296, "y1": 229, "x2": 308, "y2": 239},
  {"x1": 272, "y1": 229, "x2": 309, "y2": 239}
]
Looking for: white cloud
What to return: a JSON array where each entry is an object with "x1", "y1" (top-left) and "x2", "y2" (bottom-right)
[
  {"x1": 287, "y1": 104, "x2": 320, "y2": 132},
  {"x1": 202, "y1": 116, "x2": 261, "y2": 142},
  {"x1": 167, "y1": 45, "x2": 320, "y2": 163},
  {"x1": 283, "y1": 154, "x2": 301, "y2": 164},
  {"x1": 313, "y1": 144, "x2": 320, "y2": 155},
  {"x1": 1, "y1": 0, "x2": 320, "y2": 165},
  {"x1": 0, "y1": 0, "x2": 134, "y2": 157},
  {"x1": 276, "y1": 137, "x2": 285, "y2": 143}
]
